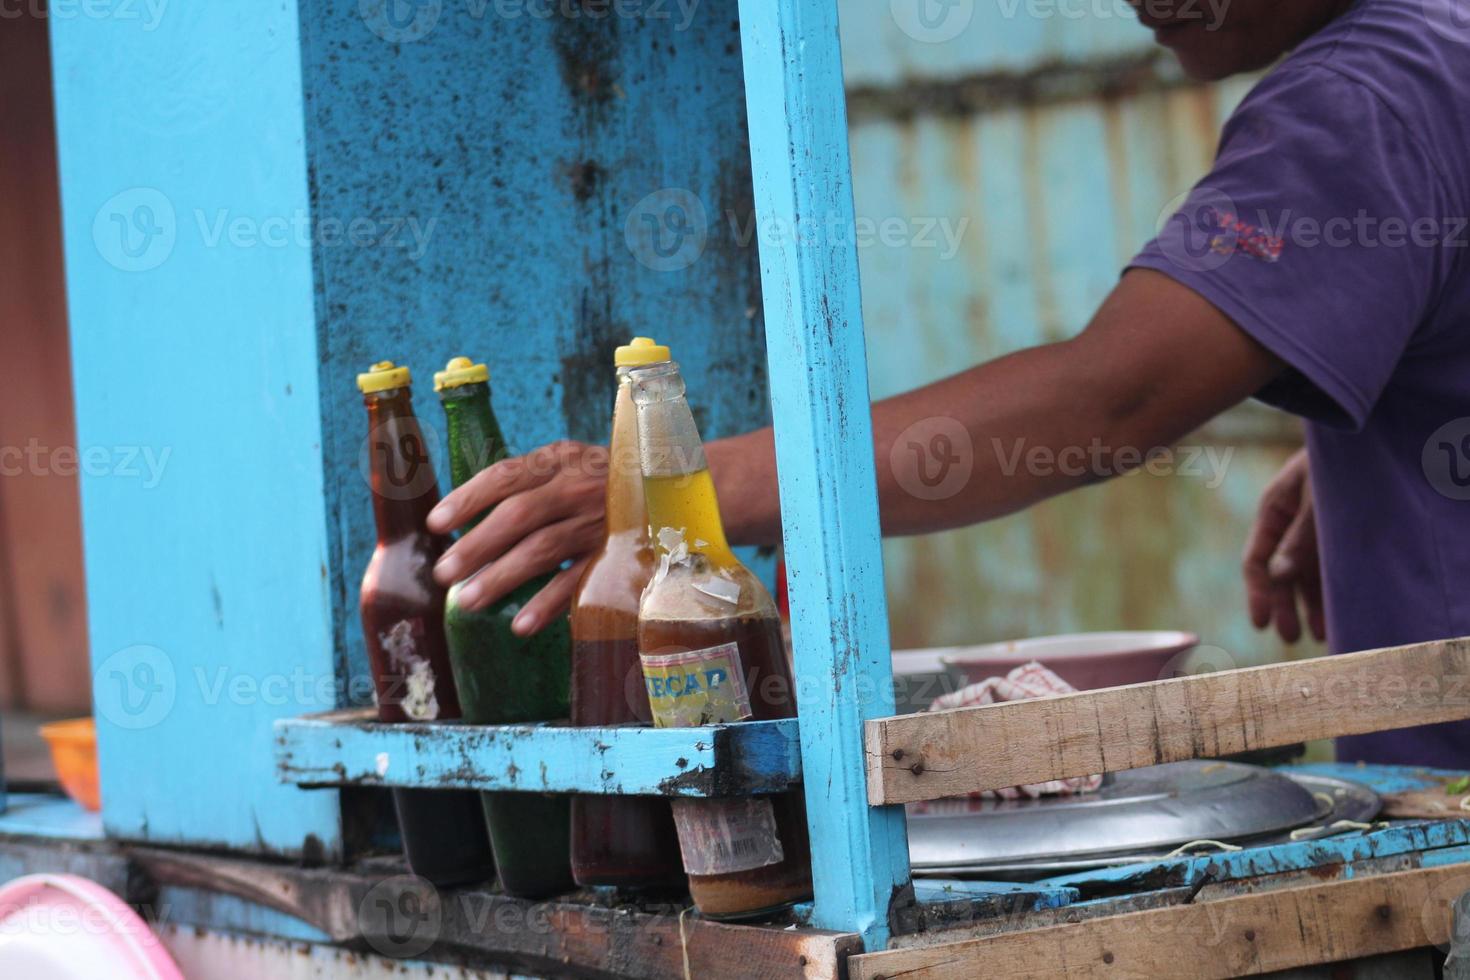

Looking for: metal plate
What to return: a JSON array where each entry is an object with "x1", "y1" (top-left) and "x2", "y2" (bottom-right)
[{"x1": 908, "y1": 761, "x2": 1381, "y2": 877}]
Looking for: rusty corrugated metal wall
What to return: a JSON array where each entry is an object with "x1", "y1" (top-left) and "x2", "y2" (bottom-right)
[{"x1": 839, "y1": 5, "x2": 1318, "y2": 668}]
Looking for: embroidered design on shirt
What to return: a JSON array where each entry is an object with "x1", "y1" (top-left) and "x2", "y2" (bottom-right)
[{"x1": 1207, "y1": 208, "x2": 1284, "y2": 263}]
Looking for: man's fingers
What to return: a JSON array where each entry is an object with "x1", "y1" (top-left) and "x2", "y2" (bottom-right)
[
  {"x1": 1247, "y1": 579, "x2": 1273, "y2": 631},
  {"x1": 1270, "y1": 581, "x2": 1302, "y2": 644},
  {"x1": 510, "y1": 560, "x2": 589, "y2": 637},
  {"x1": 429, "y1": 443, "x2": 596, "y2": 537},
  {"x1": 1276, "y1": 492, "x2": 1317, "y2": 568},
  {"x1": 435, "y1": 480, "x2": 584, "y2": 585},
  {"x1": 1243, "y1": 449, "x2": 1311, "y2": 639},
  {"x1": 1274, "y1": 492, "x2": 1322, "y2": 644},
  {"x1": 437, "y1": 495, "x2": 535, "y2": 585},
  {"x1": 1243, "y1": 496, "x2": 1298, "y2": 629},
  {"x1": 1265, "y1": 536, "x2": 1306, "y2": 645},
  {"x1": 455, "y1": 513, "x2": 602, "y2": 613},
  {"x1": 427, "y1": 446, "x2": 566, "y2": 535}
]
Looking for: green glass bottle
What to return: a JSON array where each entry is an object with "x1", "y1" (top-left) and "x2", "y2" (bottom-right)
[{"x1": 435, "y1": 356, "x2": 574, "y2": 899}]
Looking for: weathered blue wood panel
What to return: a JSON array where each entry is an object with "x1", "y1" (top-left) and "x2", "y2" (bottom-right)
[
  {"x1": 275, "y1": 709, "x2": 801, "y2": 796},
  {"x1": 296, "y1": 1, "x2": 775, "y2": 697},
  {"x1": 51, "y1": 2, "x2": 772, "y2": 855},
  {"x1": 49, "y1": 5, "x2": 344, "y2": 856},
  {"x1": 737, "y1": 0, "x2": 912, "y2": 949}
]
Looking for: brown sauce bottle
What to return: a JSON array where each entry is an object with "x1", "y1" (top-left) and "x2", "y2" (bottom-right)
[
  {"x1": 569, "y1": 338, "x2": 685, "y2": 891},
  {"x1": 357, "y1": 361, "x2": 496, "y2": 887}
]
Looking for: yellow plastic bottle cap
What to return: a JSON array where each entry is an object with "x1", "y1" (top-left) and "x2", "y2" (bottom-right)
[
  {"x1": 357, "y1": 360, "x2": 411, "y2": 393},
  {"x1": 433, "y1": 356, "x2": 490, "y2": 391},
  {"x1": 615, "y1": 337, "x2": 671, "y2": 368}
]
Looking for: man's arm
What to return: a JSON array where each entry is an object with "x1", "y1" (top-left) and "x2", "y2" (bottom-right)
[
  {"x1": 429, "y1": 268, "x2": 1280, "y2": 631},
  {"x1": 711, "y1": 267, "x2": 1283, "y2": 543}
]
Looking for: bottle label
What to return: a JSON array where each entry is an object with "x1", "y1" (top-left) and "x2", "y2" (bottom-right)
[
  {"x1": 641, "y1": 642, "x2": 784, "y2": 875},
  {"x1": 671, "y1": 797, "x2": 785, "y2": 876},
  {"x1": 378, "y1": 618, "x2": 441, "y2": 721},
  {"x1": 640, "y1": 642, "x2": 752, "y2": 728}
]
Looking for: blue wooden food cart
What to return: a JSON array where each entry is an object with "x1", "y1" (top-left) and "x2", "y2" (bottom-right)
[{"x1": 6, "y1": 1, "x2": 1470, "y2": 977}]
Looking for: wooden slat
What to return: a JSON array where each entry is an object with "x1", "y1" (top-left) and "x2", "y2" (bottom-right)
[
  {"x1": 850, "y1": 862, "x2": 1470, "y2": 980},
  {"x1": 133, "y1": 848, "x2": 859, "y2": 980},
  {"x1": 276, "y1": 707, "x2": 802, "y2": 797},
  {"x1": 866, "y1": 638, "x2": 1470, "y2": 805}
]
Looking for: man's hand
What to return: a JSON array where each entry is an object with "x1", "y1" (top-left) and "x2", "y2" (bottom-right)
[
  {"x1": 426, "y1": 440, "x2": 607, "y2": 635},
  {"x1": 1242, "y1": 448, "x2": 1325, "y2": 644}
]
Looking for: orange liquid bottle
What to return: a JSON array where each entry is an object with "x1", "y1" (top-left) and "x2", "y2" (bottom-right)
[
  {"x1": 568, "y1": 338, "x2": 685, "y2": 891},
  {"x1": 631, "y1": 360, "x2": 812, "y2": 919}
]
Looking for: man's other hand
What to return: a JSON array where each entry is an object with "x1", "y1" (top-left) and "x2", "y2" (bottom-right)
[{"x1": 1243, "y1": 448, "x2": 1325, "y2": 644}]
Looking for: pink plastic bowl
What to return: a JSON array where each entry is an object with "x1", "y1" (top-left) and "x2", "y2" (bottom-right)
[
  {"x1": 0, "y1": 873, "x2": 183, "y2": 980},
  {"x1": 939, "y1": 630, "x2": 1200, "y2": 692}
]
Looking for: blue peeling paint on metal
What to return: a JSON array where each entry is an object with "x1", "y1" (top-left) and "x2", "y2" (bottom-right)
[
  {"x1": 1284, "y1": 763, "x2": 1468, "y2": 796},
  {"x1": 1042, "y1": 821, "x2": 1470, "y2": 895}
]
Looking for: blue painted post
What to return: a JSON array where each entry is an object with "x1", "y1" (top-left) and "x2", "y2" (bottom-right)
[
  {"x1": 736, "y1": 0, "x2": 913, "y2": 949},
  {"x1": 50, "y1": 5, "x2": 342, "y2": 856}
]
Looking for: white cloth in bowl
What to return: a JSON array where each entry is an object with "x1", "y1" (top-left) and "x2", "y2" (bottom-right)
[{"x1": 924, "y1": 660, "x2": 1103, "y2": 801}]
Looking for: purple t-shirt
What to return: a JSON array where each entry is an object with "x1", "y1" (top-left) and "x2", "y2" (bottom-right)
[{"x1": 1131, "y1": 0, "x2": 1470, "y2": 766}]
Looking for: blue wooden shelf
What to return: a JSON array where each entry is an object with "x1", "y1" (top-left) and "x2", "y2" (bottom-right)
[{"x1": 274, "y1": 709, "x2": 802, "y2": 797}]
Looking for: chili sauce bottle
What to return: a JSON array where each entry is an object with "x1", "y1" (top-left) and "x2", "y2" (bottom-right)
[
  {"x1": 435, "y1": 357, "x2": 575, "y2": 899},
  {"x1": 356, "y1": 361, "x2": 497, "y2": 887},
  {"x1": 630, "y1": 359, "x2": 813, "y2": 919},
  {"x1": 569, "y1": 338, "x2": 685, "y2": 891}
]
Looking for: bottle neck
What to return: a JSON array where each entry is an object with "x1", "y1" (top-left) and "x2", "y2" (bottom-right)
[
  {"x1": 604, "y1": 369, "x2": 648, "y2": 539},
  {"x1": 364, "y1": 388, "x2": 440, "y2": 541},
  {"x1": 439, "y1": 381, "x2": 508, "y2": 532},
  {"x1": 631, "y1": 362, "x2": 736, "y2": 565}
]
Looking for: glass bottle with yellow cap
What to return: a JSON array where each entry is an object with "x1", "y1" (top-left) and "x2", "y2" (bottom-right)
[
  {"x1": 356, "y1": 361, "x2": 497, "y2": 887},
  {"x1": 568, "y1": 338, "x2": 685, "y2": 891},
  {"x1": 435, "y1": 356, "x2": 574, "y2": 899},
  {"x1": 630, "y1": 358, "x2": 813, "y2": 919}
]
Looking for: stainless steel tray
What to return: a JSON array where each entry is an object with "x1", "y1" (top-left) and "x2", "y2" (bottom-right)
[{"x1": 907, "y1": 761, "x2": 1380, "y2": 878}]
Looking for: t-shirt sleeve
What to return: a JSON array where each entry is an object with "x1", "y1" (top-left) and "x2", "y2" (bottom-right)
[{"x1": 1129, "y1": 65, "x2": 1455, "y2": 431}]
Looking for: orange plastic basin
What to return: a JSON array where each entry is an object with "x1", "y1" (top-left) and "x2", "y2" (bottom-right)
[{"x1": 38, "y1": 718, "x2": 100, "y2": 812}]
